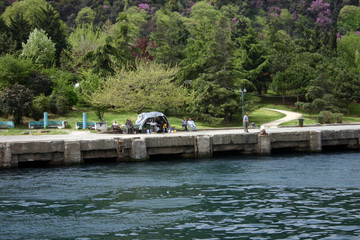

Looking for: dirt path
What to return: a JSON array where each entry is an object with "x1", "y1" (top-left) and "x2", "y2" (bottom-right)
[{"x1": 261, "y1": 108, "x2": 303, "y2": 128}]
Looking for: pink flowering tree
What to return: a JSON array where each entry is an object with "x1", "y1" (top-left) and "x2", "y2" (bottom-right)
[
  {"x1": 138, "y1": 3, "x2": 150, "y2": 13},
  {"x1": 308, "y1": 0, "x2": 332, "y2": 29}
]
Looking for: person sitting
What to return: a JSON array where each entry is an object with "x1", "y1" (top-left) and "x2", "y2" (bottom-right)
[
  {"x1": 187, "y1": 118, "x2": 197, "y2": 131},
  {"x1": 125, "y1": 119, "x2": 134, "y2": 134},
  {"x1": 259, "y1": 126, "x2": 268, "y2": 136},
  {"x1": 182, "y1": 118, "x2": 188, "y2": 131},
  {"x1": 111, "y1": 121, "x2": 121, "y2": 133}
]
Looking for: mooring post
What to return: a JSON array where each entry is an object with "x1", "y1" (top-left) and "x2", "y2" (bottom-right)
[
  {"x1": 83, "y1": 112, "x2": 87, "y2": 129},
  {"x1": 44, "y1": 112, "x2": 48, "y2": 128}
]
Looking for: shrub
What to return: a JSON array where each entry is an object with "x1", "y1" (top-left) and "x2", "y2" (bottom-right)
[
  {"x1": 318, "y1": 111, "x2": 333, "y2": 124},
  {"x1": 333, "y1": 113, "x2": 344, "y2": 123},
  {"x1": 0, "y1": 84, "x2": 33, "y2": 124},
  {"x1": 55, "y1": 95, "x2": 70, "y2": 115},
  {"x1": 31, "y1": 94, "x2": 49, "y2": 120},
  {"x1": 27, "y1": 71, "x2": 53, "y2": 96}
]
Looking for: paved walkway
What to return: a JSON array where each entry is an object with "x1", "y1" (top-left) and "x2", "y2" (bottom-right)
[{"x1": 261, "y1": 108, "x2": 303, "y2": 128}]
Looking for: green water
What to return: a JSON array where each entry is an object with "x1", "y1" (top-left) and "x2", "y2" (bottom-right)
[{"x1": 1, "y1": 153, "x2": 360, "y2": 239}]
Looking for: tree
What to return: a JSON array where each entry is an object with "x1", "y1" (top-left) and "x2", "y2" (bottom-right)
[
  {"x1": 26, "y1": 71, "x2": 53, "y2": 96},
  {"x1": 0, "y1": 54, "x2": 34, "y2": 89},
  {"x1": 76, "y1": 71, "x2": 107, "y2": 121},
  {"x1": 338, "y1": 32, "x2": 360, "y2": 71},
  {"x1": 338, "y1": 5, "x2": 360, "y2": 32},
  {"x1": 91, "y1": 61, "x2": 191, "y2": 114},
  {"x1": 75, "y1": 7, "x2": 95, "y2": 26},
  {"x1": 8, "y1": 13, "x2": 32, "y2": 51},
  {"x1": 34, "y1": 4, "x2": 69, "y2": 65},
  {"x1": 68, "y1": 23, "x2": 107, "y2": 63},
  {"x1": 1, "y1": 0, "x2": 49, "y2": 25},
  {"x1": 114, "y1": 6, "x2": 147, "y2": 69},
  {"x1": 0, "y1": 18, "x2": 16, "y2": 55},
  {"x1": 0, "y1": 84, "x2": 33, "y2": 124},
  {"x1": 333, "y1": 61, "x2": 360, "y2": 114},
  {"x1": 149, "y1": 10, "x2": 188, "y2": 66},
  {"x1": 82, "y1": 37, "x2": 119, "y2": 77},
  {"x1": 22, "y1": 28, "x2": 56, "y2": 68}
]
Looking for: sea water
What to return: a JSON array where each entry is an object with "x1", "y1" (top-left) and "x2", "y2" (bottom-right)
[{"x1": 0, "y1": 152, "x2": 360, "y2": 239}]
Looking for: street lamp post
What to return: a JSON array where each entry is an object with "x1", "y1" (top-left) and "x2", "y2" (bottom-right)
[{"x1": 239, "y1": 88, "x2": 247, "y2": 125}]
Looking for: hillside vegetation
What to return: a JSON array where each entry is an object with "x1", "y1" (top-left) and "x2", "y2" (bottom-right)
[{"x1": 1, "y1": 0, "x2": 360, "y2": 127}]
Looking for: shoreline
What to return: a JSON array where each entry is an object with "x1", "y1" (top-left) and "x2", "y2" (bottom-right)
[{"x1": 1, "y1": 125, "x2": 360, "y2": 168}]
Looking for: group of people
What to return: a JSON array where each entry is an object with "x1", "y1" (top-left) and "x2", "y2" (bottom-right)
[
  {"x1": 112, "y1": 114, "x2": 267, "y2": 135},
  {"x1": 111, "y1": 119, "x2": 134, "y2": 134},
  {"x1": 181, "y1": 117, "x2": 197, "y2": 131}
]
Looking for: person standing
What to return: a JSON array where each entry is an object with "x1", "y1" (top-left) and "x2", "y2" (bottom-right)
[{"x1": 243, "y1": 112, "x2": 249, "y2": 133}]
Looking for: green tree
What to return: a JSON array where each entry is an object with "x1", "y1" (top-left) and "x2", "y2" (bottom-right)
[
  {"x1": 8, "y1": 13, "x2": 32, "y2": 51},
  {"x1": 114, "y1": 6, "x2": 146, "y2": 69},
  {"x1": 333, "y1": 62, "x2": 360, "y2": 114},
  {"x1": 22, "y1": 28, "x2": 56, "y2": 68},
  {"x1": 0, "y1": 84, "x2": 33, "y2": 124},
  {"x1": 82, "y1": 37, "x2": 119, "y2": 77},
  {"x1": 34, "y1": 4, "x2": 69, "y2": 65},
  {"x1": 338, "y1": 32, "x2": 360, "y2": 72},
  {"x1": 0, "y1": 54, "x2": 34, "y2": 89},
  {"x1": 233, "y1": 23, "x2": 271, "y2": 95},
  {"x1": 1, "y1": 0, "x2": 49, "y2": 25},
  {"x1": 76, "y1": 71, "x2": 107, "y2": 121},
  {"x1": 149, "y1": 10, "x2": 188, "y2": 66},
  {"x1": 91, "y1": 61, "x2": 191, "y2": 114},
  {"x1": 75, "y1": 7, "x2": 96, "y2": 26},
  {"x1": 338, "y1": 5, "x2": 360, "y2": 32},
  {"x1": 68, "y1": 23, "x2": 108, "y2": 65},
  {"x1": 0, "y1": 18, "x2": 16, "y2": 55}
]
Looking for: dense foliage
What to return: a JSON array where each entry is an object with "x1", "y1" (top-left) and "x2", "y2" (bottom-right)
[{"x1": 1, "y1": 0, "x2": 360, "y2": 124}]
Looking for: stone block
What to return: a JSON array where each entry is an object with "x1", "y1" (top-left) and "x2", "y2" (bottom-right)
[
  {"x1": 195, "y1": 136, "x2": 213, "y2": 158},
  {"x1": 257, "y1": 134, "x2": 271, "y2": 155},
  {"x1": 309, "y1": 131, "x2": 322, "y2": 152},
  {"x1": 131, "y1": 139, "x2": 148, "y2": 161},
  {"x1": 64, "y1": 141, "x2": 82, "y2": 164},
  {"x1": 10, "y1": 141, "x2": 64, "y2": 154},
  {"x1": 0, "y1": 143, "x2": 12, "y2": 167}
]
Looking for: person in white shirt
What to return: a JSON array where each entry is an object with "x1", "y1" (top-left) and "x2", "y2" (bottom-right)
[{"x1": 187, "y1": 118, "x2": 197, "y2": 131}]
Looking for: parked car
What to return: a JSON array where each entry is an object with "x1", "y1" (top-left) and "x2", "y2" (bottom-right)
[{"x1": 134, "y1": 112, "x2": 171, "y2": 133}]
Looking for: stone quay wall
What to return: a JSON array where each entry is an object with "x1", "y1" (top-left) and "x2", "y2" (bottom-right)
[{"x1": 1, "y1": 129, "x2": 359, "y2": 168}]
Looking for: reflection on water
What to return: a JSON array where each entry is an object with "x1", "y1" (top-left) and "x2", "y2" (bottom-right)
[{"x1": 1, "y1": 153, "x2": 360, "y2": 239}]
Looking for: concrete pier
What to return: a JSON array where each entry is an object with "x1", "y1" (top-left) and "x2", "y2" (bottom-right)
[{"x1": 1, "y1": 126, "x2": 360, "y2": 168}]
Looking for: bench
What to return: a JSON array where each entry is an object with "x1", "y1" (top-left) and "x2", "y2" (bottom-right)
[
  {"x1": 75, "y1": 122, "x2": 96, "y2": 129},
  {"x1": 28, "y1": 121, "x2": 68, "y2": 129},
  {"x1": 0, "y1": 121, "x2": 15, "y2": 129}
]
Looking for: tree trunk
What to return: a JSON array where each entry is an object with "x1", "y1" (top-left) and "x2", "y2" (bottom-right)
[{"x1": 347, "y1": 103, "x2": 350, "y2": 115}]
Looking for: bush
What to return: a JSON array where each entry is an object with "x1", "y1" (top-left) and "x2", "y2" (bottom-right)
[
  {"x1": 0, "y1": 84, "x2": 33, "y2": 124},
  {"x1": 31, "y1": 94, "x2": 49, "y2": 120},
  {"x1": 318, "y1": 111, "x2": 333, "y2": 124},
  {"x1": 333, "y1": 113, "x2": 344, "y2": 123},
  {"x1": 55, "y1": 95, "x2": 71, "y2": 115},
  {"x1": 27, "y1": 71, "x2": 53, "y2": 96}
]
